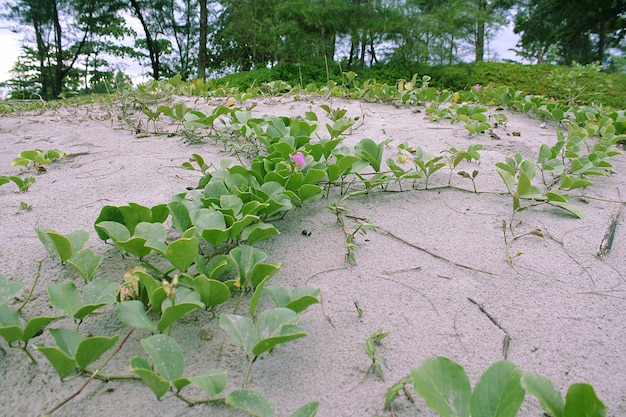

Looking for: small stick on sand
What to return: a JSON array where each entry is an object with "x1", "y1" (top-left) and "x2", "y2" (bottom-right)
[
  {"x1": 597, "y1": 198, "x2": 623, "y2": 260},
  {"x1": 346, "y1": 215, "x2": 495, "y2": 276},
  {"x1": 467, "y1": 297, "x2": 511, "y2": 359}
]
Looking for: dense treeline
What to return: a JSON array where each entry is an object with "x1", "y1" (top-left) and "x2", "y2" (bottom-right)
[{"x1": 1, "y1": 0, "x2": 625, "y2": 100}]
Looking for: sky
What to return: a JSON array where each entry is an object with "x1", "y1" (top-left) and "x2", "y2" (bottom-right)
[{"x1": 0, "y1": 22, "x2": 521, "y2": 85}]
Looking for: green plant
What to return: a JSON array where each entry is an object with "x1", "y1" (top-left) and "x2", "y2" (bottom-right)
[
  {"x1": 363, "y1": 330, "x2": 388, "y2": 380},
  {"x1": 219, "y1": 307, "x2": 308, "y2": 387},
  {"x1": 11, "y1": 149, "x2": 66, "y2": 170},
  {"x1": 36, "y1": 328, "x2": 119, "y2": 379},
  {"x1": 0, "y1": 175, "x2": 36, "y2": 192},
  {"x1": 386, "y1": 356, "x2": 607, "y2": 417}
]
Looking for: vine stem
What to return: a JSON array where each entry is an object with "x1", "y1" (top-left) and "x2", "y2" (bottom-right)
[
  {"x1": 175, "y1": 392, "x2": 225, "y2": 406},
  {"x1": 242, "y1": 356, "x2": 257, "y2": 389},
  {"x1": 18, "y1": 257, "x2": 44, "y2": 312},
  {"x1": 43, "y1": 328, "x2": 135, "y2": 416},
  {"x1": 346, "y1": 215, "x2": 495, "y2": 275}
]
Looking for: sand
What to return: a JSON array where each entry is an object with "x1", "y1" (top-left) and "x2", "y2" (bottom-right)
[{"x1": 0, "y1": 93, "x2": 624, "y2": 417}]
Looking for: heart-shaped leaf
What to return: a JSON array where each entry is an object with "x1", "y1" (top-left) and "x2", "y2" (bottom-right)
[
  {"x1": 470, "y1": 360, "x2": 525, "y2": 417},
  {"x1": 290, "y1": 402, "x2": 320, "y2": 417},
  {"x1": 75, "y1": 335, "x2": 119, "y2": 369},
  {"x1": 67, "y1": 248, "x2": 103, "y2": 282},
  {"x1": 140, "y1": 334, "x2": 184, "y2": 382},
  {"x1": 0, "y1": 275, "x2": 26, "y2": 304},
  {"x1": 563, "y1": 383, "x2": 606, "y2": 417},
  {"x1": 185, "y1": 370, "x2": 228, "y2": 396},
  {"x1": 116, "y1": 300, "x2": 157, "y2": 333},
  {"x1": 193, "y1": 275, "x2": 231, "y2": 307},
  {"x1": 219, "y1": 314, "x2": 256, "y2": 356},
  {"x1": 166, "y1": 237, "x2": 198, "y2": 272},
  {"x1": 521, "y1": 372, "x2": 564, "y2": 417},
  {"x1": 226, "y1": 389, "x2": 277, "y2": 417},
  {"x1": 130, "y1": 356, "x2": 171, "y2": 399},
  {"x1": 411, "y1": 356, "x2": 471, "y2": 417}
]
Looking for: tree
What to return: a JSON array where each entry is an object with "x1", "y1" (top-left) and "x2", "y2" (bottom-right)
[
  {"x1": 467, "y1": 0, "x2": 516, "y2": 62},
  {"x1": 5, "y1": 0, "x2": 128, "y2": 99},
  {"x1": 514, "y1": 0, "x2": 626, "y2": 65}
]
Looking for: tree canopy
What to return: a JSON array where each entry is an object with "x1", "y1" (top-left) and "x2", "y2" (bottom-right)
[{"x1": 1, "y1": 0, "x2": 625, "y2": 99}]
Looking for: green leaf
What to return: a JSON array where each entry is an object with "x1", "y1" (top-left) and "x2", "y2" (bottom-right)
[
  {"x1": 0, "y1": 275, "x2": 26, "y2": 304},
  {"x1": 48, "y1": 281, "x2": 83, "y2": 318},
  {"x1": 226, "y1": 389, "x2": 277, "y2": 417},
  {"x1": 219, "y1": 314, "x2": 257, "y2": 356},
  {"x1": 75, "y1": 335, "x2": 119, "y2": 369},
  {"x1": 290, "y1": 402, "x2": 320, "y2": 417},
  {"x1": 67, "y1": 248, "x2": 103, "y2": 282},
  {"x1": 49, "y1": 328, "x2": 82, "y2": 358},
  {"x1": 411, "y1": 356, "x2": 471, "y2": 417},
  {"x1": 186, "y1": 370, "x2": 228, "y2": 396},
  {"x1": 563, "y1": 384, "x2": 606, "y2": 417},
  {"x1": 166, "y1": 237, "x2": 198, "y2": 272},
  {"x1": 241, "y1": 222, "x2": 280, "y2": 244},
  {"x1": 521, "y1": 372, "x2": 564, "y2": 417},
  {"x1": 168, "y1": 201, "x2": 191, "y2": 231},
  {"x1": 67, "y1": 230, "x2": 89, "y2": 254},
  {"x1": 193, "y1": 275, "x2": 231, "y2": 307},
  {"x1": 141, "y1": 334, "x2": 184, "y2": 382},
  {"x1": 130, "y1": 356, "x2": 171, "y2": 399},
  {"x1": 355, "y1": 138, "x2": 384, "y2": 172},
  {"x1": 250, "y1": 275, "x2": 272, "y2": 318},
  {"x1": 252, "y1": 308, "x2": 306, "y2": 356},
  {"x1": 157, "y1": 291, "x2": 204, "y2": 332},
  {"x1": 470, "y1": 360, "x2": 525, "y2": 417},
  {"x1": 21, "y1": 315, "x2": 57, "y2": 342},
  {"x1": 549, "y1": 202, "x2": 584, "y2": 218},
  {"x1": 35, "y1": 229, "x2": 72, "y2": 262},
  {"x1": 0, "y1": 304, "x2": 22, "y2": 344},
  {"x1": 116, "y1": 300, "x2": 157, "y2": 333},
  {"x1": 36, "y1": 345, "x2": 77, "y2": 379}
]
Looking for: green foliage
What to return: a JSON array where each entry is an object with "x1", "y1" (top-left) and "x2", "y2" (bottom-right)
[
  {"x1": 263, "y1": 285, "x2": 320, "y2": 314},
  {"x1": 11, "y1": 149, "x2": 66, "y2": 168},
  {"x1": 363, "y1": 330, "x2": 389, "y2": 380},
  {"x1": 0, "y1": 175, "x2": 36, "y2": 192},
  {"x1": 0, "y1": 275, "x2": 27, "y2": 305},
  {"x1": 36, "y1": 328, "x2": 119, "y2": 379},
  {"x1": 411, "y1": 357, "x2": 471, "y2": 417},
  {"x1": 0, "y1": 304, "x2": 57, "y2": 346},
  {"x1": 219, "y1": 307, "x2": 307, "y2": 358},
  {"x1": 393, "y1": 357, "x2": 607, "y2": 417},
  {"x1": 130, "y1": 334, "x2": 227, "y2": 399},
  {"x1": 47, "y1": 279, "x2": 117, "y2": 321}
]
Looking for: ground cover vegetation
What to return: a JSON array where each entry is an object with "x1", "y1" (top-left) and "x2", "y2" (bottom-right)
[
  {"x1": 0, "y1": 65, "x2": 624, "y2": 415},
  {"x1": 1, "y1": 0, "x2": 625, "y2": 102}
]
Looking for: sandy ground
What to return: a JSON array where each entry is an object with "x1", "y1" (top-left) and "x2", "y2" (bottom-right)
[{"x1": 0, "y1": 94, "x2": 625, "y2": 417}]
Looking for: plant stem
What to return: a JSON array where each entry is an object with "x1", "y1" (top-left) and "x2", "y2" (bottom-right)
[
  {"x1": 243, "y1": 356, "x2": 258, "y2": 389},
  {"x1": 175, "y1": 392, "x2": 225, "y2": 406},
  {"x1": 18, "y1": 257, "x2": 44, "y2": 312},
  {"x1": 43, "y1": 328, "x2": 135, "y2": 416}
]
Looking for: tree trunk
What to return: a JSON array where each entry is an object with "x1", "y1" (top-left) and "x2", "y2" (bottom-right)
[
  {"x1": 52, "y1": 0, "x2": 63, "y2": 98},
  {"x1": 130, "y1": 0, "x2": 160, "y2": 79},
  {"x1": 475, "y1": 0, "x2": 486, "y2": 62},
  {"x1": 597, "y1": 19, "x2": 605, "y2": 63},
  {"x1": 32, "y1": 15, "x2": 49, "y2": 100},
  {"x1": 198, "y1": 0, "x2": 207, "y2": 79}
]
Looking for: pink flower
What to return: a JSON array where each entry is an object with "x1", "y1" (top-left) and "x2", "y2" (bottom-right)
[
  {"x1": 290, "y1": 152, "x2": 305, "y2": 168},
  {"x1": 540, "y1": 122, "x2": 548, "y2": 129},
  {"x1": 474, "y1": 84, "x2": 482, "y2": 91}
]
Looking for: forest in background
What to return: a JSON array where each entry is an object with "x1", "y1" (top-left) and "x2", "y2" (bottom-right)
[{"x1": 1, "y1": 0, "x2": 625, "y2": 102}]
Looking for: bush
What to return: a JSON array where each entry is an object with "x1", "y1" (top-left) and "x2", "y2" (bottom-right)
[{"x1": 210, "y1": 60, "x2": 626, "y2": 109}]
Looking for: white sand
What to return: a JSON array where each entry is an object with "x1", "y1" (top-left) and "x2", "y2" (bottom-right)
[{"x1": 0, "y1": 95, "x2": 624, "y2": 416}]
